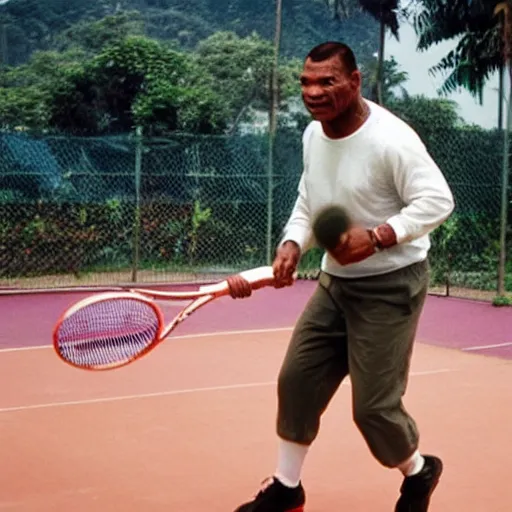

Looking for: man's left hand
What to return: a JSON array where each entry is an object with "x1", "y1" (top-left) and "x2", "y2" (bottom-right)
[{"x1": 329, "y1": 226, "x2": 377, "y2": 265}]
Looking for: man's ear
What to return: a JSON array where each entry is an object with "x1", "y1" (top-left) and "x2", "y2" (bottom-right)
[{"x1": 350, "y1": 69, "x2": 362, "y2": 91}]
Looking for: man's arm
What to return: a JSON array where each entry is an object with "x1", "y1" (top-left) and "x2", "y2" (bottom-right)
[
  {"x1": 279, "y1": 173, "x2": 315, "y2": 255},
  {"x1": 278, "y1": 122, "x2": 317, "y2": 254},
  {"x1": 380, "y1": 136, "x2": 455, "y2": 247}
]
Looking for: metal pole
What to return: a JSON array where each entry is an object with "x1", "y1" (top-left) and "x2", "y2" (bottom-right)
[
  {"x1": 132, "y1": 126, "x2": 143, "y2": 283},
  {"x1": 497, "y1": 82, "x2": 511, "y2": 295},
  {"x1": 266, "y1": 0, "x2": 282, "y2": 265},
  {"x1": 497, "y1": 2, "x2": 511, "y2": 296}
]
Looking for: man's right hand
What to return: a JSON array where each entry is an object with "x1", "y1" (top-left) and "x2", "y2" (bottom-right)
[{"x1": 272, "y1": 241, "x2": 301, "y2": 288}]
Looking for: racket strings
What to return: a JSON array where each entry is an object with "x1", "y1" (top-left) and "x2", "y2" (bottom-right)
[{"x1": 55, "y1": 299, "x2": 160, "y2": 368}]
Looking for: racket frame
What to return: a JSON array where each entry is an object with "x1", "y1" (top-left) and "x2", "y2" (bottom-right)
[
  {"x1": 52, "y1": 291, "x2": 166, "y2": 371},
  {"x1": 52, "y1": 266, "x2": 280, "y2": 371}
]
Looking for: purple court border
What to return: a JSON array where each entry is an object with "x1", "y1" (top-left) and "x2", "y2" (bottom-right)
[{"x1": 0, "y1": 280, "x2": 510, "y2": 359}]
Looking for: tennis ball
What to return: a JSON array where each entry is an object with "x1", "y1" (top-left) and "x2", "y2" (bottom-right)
[{"x1": 312, "y1": 205, "x2": 351, "y2": 250}]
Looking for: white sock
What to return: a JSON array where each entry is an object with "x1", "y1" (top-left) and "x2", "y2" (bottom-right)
[
  {"x1": 398, "y1": 450, "x2": 425, "y2": 477},
  {"x1": 274, "y1": 438, "x2": 309, "y2": 488}
]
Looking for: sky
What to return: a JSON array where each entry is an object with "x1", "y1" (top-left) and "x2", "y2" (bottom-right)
[{"x1": 385, "y1": 21, "x2": 509, "y2": 130}]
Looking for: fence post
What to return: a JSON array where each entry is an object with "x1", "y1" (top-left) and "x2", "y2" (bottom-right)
[
  {"x1": 266, "y1": 135, "x2": 275, "y2": 265},
  {"x1": 266, "y1": 0, "x2": 282, "y2": 265},
  {"x1": 131, "y1": 126, "x2": 143, "y2": 283},
  {"x1": 497, "y1": 85, "x2": 511, "y2": 296}
]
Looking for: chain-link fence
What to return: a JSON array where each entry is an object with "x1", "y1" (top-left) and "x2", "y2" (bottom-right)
[
  {"x1": 0, "y1": 125, "x2": 510, "y2": 300},
  {"x1": 0, "y1": 129, "x2": 301, "y2": 288},
  {"x1": 424, "y1": 127, "x2": 510, "y2": 300}
]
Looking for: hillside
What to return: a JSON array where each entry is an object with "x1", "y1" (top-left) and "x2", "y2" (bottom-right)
[{"x1": 0, "y1": 0, "x2": 379, "y2": 66}]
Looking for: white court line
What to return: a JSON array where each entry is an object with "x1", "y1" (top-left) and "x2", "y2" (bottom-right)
[
  {"x1": 0, "y1": 368, "x2": 454, "y2": 414},
  {"x1": 0, "y1": 381, "x2": 276, "y2": 414},
  {"x1": 462, "y1": 342, "x2": 512, "y2": 352},
  {"x1": 0, "y1": 326, "x2": 295, "y2": 354}
]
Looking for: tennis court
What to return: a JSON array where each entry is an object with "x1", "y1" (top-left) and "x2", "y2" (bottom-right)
[{"x1": 1, "y1": 281, "x2": 511, "y2": 511}]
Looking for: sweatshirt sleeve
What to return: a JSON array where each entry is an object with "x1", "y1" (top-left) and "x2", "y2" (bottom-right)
[
  {"x1": 385, "y1": 135, "x2": 455, "y2": 244},
  {"x1": 278, "y1": 123, "x2": 316, "y2": 253},
  {"x1": 279, "y1": 172, "x2": 315, "y2": 253}
]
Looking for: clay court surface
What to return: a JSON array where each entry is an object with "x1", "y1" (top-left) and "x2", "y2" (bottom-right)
[{"x1": 1, "y1": 280, "x2": 511, "y2": 511}]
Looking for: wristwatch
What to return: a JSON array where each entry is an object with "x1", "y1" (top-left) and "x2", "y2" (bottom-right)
[{"x1": 370, "y1": 223, "x2": 398, "y2": 250}]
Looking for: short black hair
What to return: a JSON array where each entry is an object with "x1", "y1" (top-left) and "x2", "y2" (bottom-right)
[{"x1": 306, "y1": 41, "x2": 358, "y2": 73}]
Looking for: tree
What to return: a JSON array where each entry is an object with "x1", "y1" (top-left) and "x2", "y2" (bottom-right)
[
  {"x1": 1, "y1": 0, "x2": 381, "y2": 68},
  {"x1": 387, "y1": 95, "x2": 464, "y2": 139},
  {"x1": 0, "y1": 0, "x2": 114, "y2": 65},
  {"x1": 324, "y1": 0, "x2": 401, "y2": 104},
  {"x1": 359, "y1": 54, "x2": 408, "y2": 103},
  {"x1": 194, "y1": 31, "x2": 302, "y2": 133},
  {"x1": 0, "y1": 48, "x2": 86, "y2": 130},
  {"x1": 413, "y1": 1, "x2": 511, "y2": 296},
  {"x1": 49, "y1": 36, "x2": 229, "y2": 135},
  {"x1": 54, "y1": 10, "x2": 145, "y2": 55},
  {"x1": 412, "y1": 0, "x2": 506, "y2": 107},
  {"x1": 495, "y1": 2, "x2": 512, "y2": 90}
]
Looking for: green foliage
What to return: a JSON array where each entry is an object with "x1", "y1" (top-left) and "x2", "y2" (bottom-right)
[
  {"x1": 1, "y1": 48, "x2": 87, "y2": 88},
  {"x1": 132, "y1": 80, "x2": 229, "y2": 135},
  {"x1": 0, "y1": 202, "x2": 134, "y2": 277},
  {"x1": 428, "y1": 212, "x2": 502, "y2": 289},
  {"x1": 0, "y1": 198, "x2": 267, "y2": 279},
  {"x1": 0, "y1": 0, "x2": 383, "y2": 135},
  {"x1": 195, "y1": 31, "x2": 273, "y2": 116},
  {"x1": 0, "y1": 0, "x2": 114, "y2": 65},
  {"x1": 0, "y1": 0, "x2": 380, "y2": 67},
  {"x1": 493, "y1": 295, "x2": 512, "y2": 306},
  {"x1": 360, "y1": 55, "x2": 409, "y2": 103},
  {"x1": 387, "y1": 95, "x2": 463, "y2": 135},
  {"x1": 0, "y1": 48, "x2": 86, "y2": 130},
  {"x1": 46, "y1": 35, "x2": 228, "y2": 135},
  {"x1": 194, "y1": 31, "x2": 302, "y2": 125},
  {"x1": 0, "y1": 24, "x2": 305, "y2": 135},
  {"x1": 0, "y1": 86, "x2": 51, "y2": 130},
  {"x1": 188, "y1": 200, "x2": 212, "y2": 261},
  {"x1": 91, "y1": 34, "x2": 188, "y2": 80},
  {"x1": 413, "y1": 0, "x2": 505, "y2": 102},
  {"x1": 325, "y1": 0, "x2": 400, "y2": 37},
  {"x1": 54, "y1": 11, "x2": 146, "y2": 54}
]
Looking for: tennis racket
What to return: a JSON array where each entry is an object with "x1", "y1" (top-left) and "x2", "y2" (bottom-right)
[{"x1": 53, "y1": 266, "x2": 284, "y2": 371}]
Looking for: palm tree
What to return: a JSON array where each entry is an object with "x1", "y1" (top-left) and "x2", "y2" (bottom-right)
[
  {"x1": 325, "y1": 0, "x2": 401, "y2": 105},
  {"x1": 361, "y1": 55, "x2": 409, "y2": 103},
  {"x1": 415, "y1": 0, "x2": 511, "y2": 296},
  {"x1": 412, "y1": 0, "x2": 507, "y2": 124},
  {"x1": 495, "y1": 2, "x2": 511, "y2": 84}
]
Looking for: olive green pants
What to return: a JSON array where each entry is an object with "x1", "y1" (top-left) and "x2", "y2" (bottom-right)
[{"x1": 276, "y1": 260, "x2": 429, "y2": 468}]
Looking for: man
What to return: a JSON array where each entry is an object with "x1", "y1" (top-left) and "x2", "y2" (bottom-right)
[{"x1": 233, "y1": 41, "x2": 454, "y2": 512}]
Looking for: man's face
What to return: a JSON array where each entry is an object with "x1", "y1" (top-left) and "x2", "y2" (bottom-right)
[{"x1": 300, "y1": 55, "x2": 360, "y2": 122}]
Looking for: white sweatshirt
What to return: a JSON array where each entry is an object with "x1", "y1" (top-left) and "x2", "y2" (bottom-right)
[{"x1": 281, "y1": 99, "x2": 455, "y2": 278}]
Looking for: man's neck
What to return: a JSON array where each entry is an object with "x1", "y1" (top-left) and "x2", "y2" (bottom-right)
[{"x1": 321, "y1": 97, "x2": 370, "y2": 139}]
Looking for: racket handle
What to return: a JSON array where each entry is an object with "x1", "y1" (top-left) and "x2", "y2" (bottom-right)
[
  {"x1": 202, "y1": 266, "x2": 284, "y2": 297},
  {"x1": 238, "y1": 266, "x2": 275, "y2": 284},
  {"x1": 239, "y1": 267, "x2": 298, "y2": 291},
  {"x1": 132, "y1": 266, "x2": 294, "y2": 300}
]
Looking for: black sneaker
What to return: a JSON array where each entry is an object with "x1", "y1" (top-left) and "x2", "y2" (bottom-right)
[
  {"x1": 395, "y1": 455, "x2": 443, "y2": 511},
  {"x1": 234, "y1": 476, "x2": 306, "y2": 512}
]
